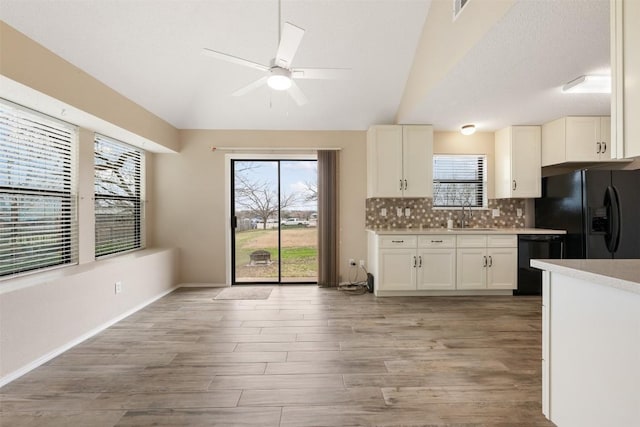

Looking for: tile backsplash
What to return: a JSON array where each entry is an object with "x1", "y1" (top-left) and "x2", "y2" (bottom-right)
[{"x1": 365, "y1": 198, "x2": 527, "y2": 229}]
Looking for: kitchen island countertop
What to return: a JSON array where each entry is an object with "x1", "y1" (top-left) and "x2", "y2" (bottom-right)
[{"x1": 531, "y1": 258, "x2": 640, "y2": 295}]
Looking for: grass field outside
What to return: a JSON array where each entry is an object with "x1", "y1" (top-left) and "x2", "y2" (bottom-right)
[{"x1": 234, "y1": 228, "x2": 317, "y2": 281}]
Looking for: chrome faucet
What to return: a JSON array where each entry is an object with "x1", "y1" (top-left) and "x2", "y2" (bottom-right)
[{"x1": 460, "y1": 201, "x2": 473, "y2": 228}]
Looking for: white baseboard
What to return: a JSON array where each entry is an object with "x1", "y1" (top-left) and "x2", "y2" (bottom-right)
[
  {"x1": 178, "y1": 283, "x2": 227, "y2": 288},
  {"x1": 0, "y1": 285, "x2": 178, "y2": 388}
]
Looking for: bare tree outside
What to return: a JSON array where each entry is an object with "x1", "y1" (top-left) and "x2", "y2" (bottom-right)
[{"x1": 234, "y1": 164, "x2": 299, "y2": 229}]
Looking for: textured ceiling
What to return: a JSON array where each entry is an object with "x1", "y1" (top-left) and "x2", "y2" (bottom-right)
[
  {"x1": 0, "y1": 0, "x2": 430, "y2": 130},
  {"x1": 0, "y1": 0, "x2": 610, "y2": 132},
  {"x1": 400, "y1": 0, "x2": 611, "y2": 132}
]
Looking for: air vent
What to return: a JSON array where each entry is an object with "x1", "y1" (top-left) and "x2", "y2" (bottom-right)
[{"x1": 453, "y1": 0, "x2": 470, "y2": 20}]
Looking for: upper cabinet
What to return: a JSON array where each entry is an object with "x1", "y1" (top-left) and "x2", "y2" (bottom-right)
[
  {"x1": 367, "y1": 125, "x2": 433, "y2": 198},
  {"x1": 612, "y1": 0, "x2": 640, "y2": 159},
  {"x1": 494, "y1": 126, "x2": 541, "y2": 198},
  {"x1": 541, "y1": 117, "x2": 611, "y2": 166}
]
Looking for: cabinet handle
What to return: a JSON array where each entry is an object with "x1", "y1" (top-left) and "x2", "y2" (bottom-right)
[
  {"x1": 404, "y1": 179, "x2": 408, "y2": 190},
  {"x1": 488, "y1": 256, "x2": 493, "y2": 267},
  {"x1": 512, "y1": 180, "x2": 517, "y2": 191},
  {"x1": 602, "y1": 142, "x2": 607, "y2": 153},
  {"x1": 419, "y1": 256, "x2": 422, "y2": 268},
  {"x1": 431, "y1": 240, "x2": 443, "y2": 243},
  {"x1": 483, "y1": 256, "x2": 487, "y2": 267},
  {"x1": 400, "y1": 179, "x2": 403, "y2": 191},
  {"x1": 391, "y1": 240, "x2": 404, "y2": 243},
  {"x1": 597, "y1": 142, "x2": 602, "y2": 153},
  {"x1": 413, "y1": 256, "x2": 417, "y2": 268}
]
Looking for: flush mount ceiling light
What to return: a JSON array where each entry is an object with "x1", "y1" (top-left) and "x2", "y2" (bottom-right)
[
  {"x1": 267, "y1": 67, "x2": 292, "y2": 91},
  {"x1": 461, "y1": 124, "x2": 476, "y2": 135},
  {"x1": 562, "y1": 75, "x2": 611, "y2": 93}
]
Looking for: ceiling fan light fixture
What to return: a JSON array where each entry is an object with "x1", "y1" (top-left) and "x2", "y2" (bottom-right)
[
  {"x1": 562, "y1": 75, "x2": 611, "y2": 93},
  {"x1": 267, "y1": 67, "x2": 292, "y2": 90},
  {"x1": 461, "y1": 124, "x2": 476, "y2": 135}
]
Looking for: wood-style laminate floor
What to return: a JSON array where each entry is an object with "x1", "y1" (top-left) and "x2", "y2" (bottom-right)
[{"x1": 0, "y1": 286, "x2": 555, "y2": 426}]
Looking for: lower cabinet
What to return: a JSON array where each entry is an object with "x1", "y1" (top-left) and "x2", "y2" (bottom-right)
[
  {"x1": 379, "y1": 248, "x2": 417, "y2": 291},
  {"x1": 376, "y1": 235, "x2": 456, "y2": 292},
  {"x1": 456, "y1": 235, "x2": 517, "y2": 290},
  {"x1": 368, "y1": 232, "x2": 517, "y2": 295},
  {"x1": 417, "y1": 235, "x2": 456, "y2": 290}
]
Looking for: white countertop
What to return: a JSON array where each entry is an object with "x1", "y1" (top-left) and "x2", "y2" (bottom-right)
[
  {"x1": 368, "y1": 227, "x2": 566, "y2": 235},
  {"x1": 530, "y1": 259, "x2": 640, "y2": 295}
]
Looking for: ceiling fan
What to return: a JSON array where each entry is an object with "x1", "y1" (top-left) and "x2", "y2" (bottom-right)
[{"x1": 201, "y1": 1, "x2": 350, "y2": 106}]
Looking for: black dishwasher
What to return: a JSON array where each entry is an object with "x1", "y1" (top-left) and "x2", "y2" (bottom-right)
[{"x1": 515, "y1": 234, "x2": 565, "y2": 295}]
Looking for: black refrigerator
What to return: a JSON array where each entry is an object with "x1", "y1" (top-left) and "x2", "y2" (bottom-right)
[{"x1": 535, "y1": 169, "x2": 640, "y2": 259}]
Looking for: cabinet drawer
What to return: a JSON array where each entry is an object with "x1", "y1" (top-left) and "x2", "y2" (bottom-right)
[
  {"x1": 487, "y1": 235, "x2": 517, "y2": 248},
  {"x1": 379, "y1": 235, "x2": 417, "y2": 249},
  {"x1": 456, "y1": 235, "x2": 487, "y2": 248},
  {"x1": 418, "y1": 235, "x2": 456, "y2": 248}
]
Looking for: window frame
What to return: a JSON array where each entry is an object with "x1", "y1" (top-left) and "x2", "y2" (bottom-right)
[
  {"x1": 0, "y1": 99, "x2": 78, "y2": 278},
  {"x1": 432, "y1": 154, "x2": 488, "y2": 209},
  {"x1": 94, "y1": 134, "x2": 144, "y2": 258}
]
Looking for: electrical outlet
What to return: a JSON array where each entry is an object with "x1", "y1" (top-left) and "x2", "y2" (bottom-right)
[
  {"x1": 359, "y1": 260, "x2": 365, "y2": 267},
  {"x1": 405, "y1": 207, "x2": 411, "y2": 217},
  {"x1": 115, "y1": 281, "x2": 122, "y2": 294},
  {"x1": 380, "y1": 208, "x2": 387, "y2": 217},
  {"x1": 516, "y1": 208, "x2": 523, "y2": 217},
  {"x1": 492, "y1": 208, "x2": 500, "y2": 218},
  {"x1": 349, "y1": 258, "x2": 356, "y2": 266},
  {"x1": 396, "y1": 207, "x2": 403, "y2": 217}
]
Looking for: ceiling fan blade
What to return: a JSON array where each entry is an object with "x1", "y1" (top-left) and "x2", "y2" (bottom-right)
[
  {"x1": 275, "y1": 22, "x2": 305, "y2": 68},
  {"x1": 287, "y1": 81, "x2": 308, "y2": 106},
  {"x1": 232, "y1": 76, "x2": 269, "y2": 97},
  {"x1": 292, "y1": 68, "x2": 351, "y2": 80},
  {"x1": 202, "y1": 48, "x2": 270, "y2": 72}
]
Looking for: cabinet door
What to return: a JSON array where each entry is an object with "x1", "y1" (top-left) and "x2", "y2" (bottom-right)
[
  {"x1": 456, "y1": 248, "x2": 487, "y2": 289},
  {"x1": 541, "y1": 118, "x2": 566, "y2": 167},
  {"x1": 598, "y1": 117, "x2": 611, "y2": 160},
  {"x1": 565, "y1": 117, "x2": 600, "y2": 161},
  {"x1": 486, "y1": 247, "x2": 517, "y2": 290},
  {"x1": 367, "y1": 126, "x2": 403, "y2": 197},
  {"x1": 623, "y1": 0, "x2": 640, "y2": 158},
  {"x1": 402, "y1": 125, "x2": 433, "y2": 197},
  {"x1": 511, "y1": 126, "x2": 541, "y2": 198},
  {"x1": 378, "y1": 249, "x2": 417, "y2": 291},
  {"x1": 417, "y1": 249, "x2": 456, "y2": 290}
]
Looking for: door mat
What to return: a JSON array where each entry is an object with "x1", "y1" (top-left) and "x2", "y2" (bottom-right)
[{"x1": 214, "y1": 286, "x2": 274, "y2": 300}]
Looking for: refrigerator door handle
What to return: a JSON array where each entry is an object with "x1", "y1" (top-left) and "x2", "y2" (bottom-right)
[{"x1": 604, "y1": 186, "x2": 621, "y2": 253}]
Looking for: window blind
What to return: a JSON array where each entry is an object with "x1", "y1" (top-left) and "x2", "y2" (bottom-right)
[
  {"x1": 0, "y1": 100, "x2": 78, "y2": 277},
  {"x1": 433, "y1": 154, "x2": 486, "y2": 208},
  {"x1": 94, "y1": 134, "x2": 143, "y2": 257}
]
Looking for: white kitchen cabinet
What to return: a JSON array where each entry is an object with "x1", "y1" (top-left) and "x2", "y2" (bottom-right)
[
  {"x1": 379, "y1": 248, "x2": 417, "y2": 291},
  {"x1": 541, "y1": 117, "x2": 611, "y2": 166},
  {"x1": 612, "y1": 0, "x2": 640, "y2": 159},
  {"x1": 369, "y1": 232, "x2": 518, "y2": 295},
  {"x1": 495, "y1": 126, "x2": 541, "y2": 198},
  {"x1": 375, "y1": 235, "x2": 418, "y2": 292},
  {"x1": 456, "y1": 235, "x2": 517, "y2": 290},
  {"x1": 417, "y1": 235, "x2": 456, "y2": 290},
  {"x1": 367, "y1": 125, "x2": 433, "y2": 197}
]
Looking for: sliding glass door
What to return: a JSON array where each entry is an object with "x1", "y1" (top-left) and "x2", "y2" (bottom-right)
[{"x1": 231, "y1": 159, "x2": 317, "y2": 284}]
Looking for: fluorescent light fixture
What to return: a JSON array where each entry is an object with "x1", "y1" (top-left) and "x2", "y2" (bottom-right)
[
  {"x1": 562, "y1": 75, "x2": 610, "y2": 93},
  {"x1": 267, "y1": 67, "x2": 292, "y2": 90},
  {"x1": 460, "y1": 124, "x2": 476, "y2": 135}
]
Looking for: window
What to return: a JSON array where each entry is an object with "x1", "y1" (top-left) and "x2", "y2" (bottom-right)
[
  {"x1": 433, "y1": 154, "x2": 487, "y2": 208},
  {"x1": 94, "y1": 135, "x2": 143, "y2": 257},
  {"x1": 0, "y1": 100, "x2": 78, "y2": 277}
]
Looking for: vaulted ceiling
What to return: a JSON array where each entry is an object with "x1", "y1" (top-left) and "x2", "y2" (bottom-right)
[{"x1": 0, "y1": 0, "x2": 610, "y2": 132}]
